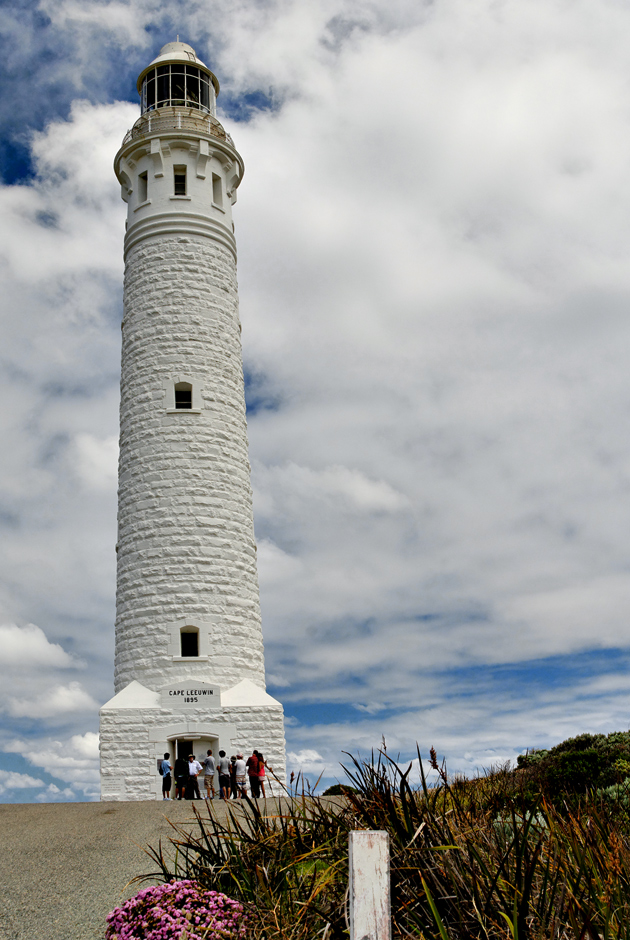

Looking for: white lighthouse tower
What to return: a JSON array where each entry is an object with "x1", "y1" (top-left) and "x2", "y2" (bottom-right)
[{"x1": 99, "y1": 42, "x2": 286, "y2": 801}]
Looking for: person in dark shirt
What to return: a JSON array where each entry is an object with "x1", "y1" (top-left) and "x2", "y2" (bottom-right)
[
  {"x1": 174, "y1": 757, "x2": 188, "y2": 800},
  {"x1": 246, "y1": 750, "x2": 260, "y2": 798}
]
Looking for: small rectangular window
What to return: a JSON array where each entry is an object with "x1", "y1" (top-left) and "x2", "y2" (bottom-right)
[
  {"x1": 212, "y1": 173, "x2": 223, "y2": 207},
  {"x1": 138, "y1": 171, "x2": 148, "y2": 203},
  {"x1": 181, "y1": 631, "x2": 199, "y2": 657},
  {"x1": 174, "y1": 382, "x2": 192, "y2": 408},
  {"x1": 174, "y1": 166, "x2": 187, "y2": 196}
]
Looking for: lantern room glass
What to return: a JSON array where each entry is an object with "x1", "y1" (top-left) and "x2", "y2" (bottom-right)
[{"x1": 141, "y1": 65, "x2": 215, "y2": 115}]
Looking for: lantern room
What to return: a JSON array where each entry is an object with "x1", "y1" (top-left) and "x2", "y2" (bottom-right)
[{"x1": 136, "y1": 41, "x2": 220, "y2": 117}]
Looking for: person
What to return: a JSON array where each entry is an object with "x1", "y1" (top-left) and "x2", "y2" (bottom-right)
[
  {"x1": 202, "y1": 749, "x2": 215, "y2": 799},
  {"x1": 217, "y1": 750, "x2": 231, "y2": 800},
  {"x1": 186, "y1": 754, "x2": 202, "y2": 799},
  {"x1": 174, "y1": 755, "x2": 188, "y2": 800},
  {"x1": 257, "y1": 750, "x2": 268, "y2": 798},
  {"x1": 246, "y1": 750, "x2": 260, "y2": 798},
  {"x1": 234, "y1": 753, "x2": 247, "y2": 798},
  {"x1": 160, "y1": 752, "x2": 172, "y2": 800}
]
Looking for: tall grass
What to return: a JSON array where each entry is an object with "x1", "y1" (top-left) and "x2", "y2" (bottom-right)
[{"x1": 138, "y1": 749, "x2": 630, "y2": 940}]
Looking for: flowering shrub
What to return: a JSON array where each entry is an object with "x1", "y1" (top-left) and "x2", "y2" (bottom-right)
[{"x1": 105, "y1": 880, "x2": 248, "y2": 940}]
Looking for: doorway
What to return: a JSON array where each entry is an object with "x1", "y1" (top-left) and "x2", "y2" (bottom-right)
[{"x1": 176, "y1": 739, "x2": 194, "y2": 760}]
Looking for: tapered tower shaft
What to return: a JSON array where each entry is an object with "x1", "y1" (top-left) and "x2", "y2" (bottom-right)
[{"x1": 114, "y1": 44, "x2": 264, "y2": 694}]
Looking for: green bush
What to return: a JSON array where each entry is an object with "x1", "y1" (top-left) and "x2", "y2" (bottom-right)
[
  {"x1": 517, "y1": 728, "x2": 630, "y2": 797},
  {"x1": 320, "y1": 783, "x2": 358, "y2": 796}
]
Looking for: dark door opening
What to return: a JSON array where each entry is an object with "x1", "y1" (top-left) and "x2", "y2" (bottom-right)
[{"x1": 177, "y1": 739, "x2": 194, "y2": 760}]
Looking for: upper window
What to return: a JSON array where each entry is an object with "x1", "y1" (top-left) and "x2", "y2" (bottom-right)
[
  {"x1": 174, "y1": 166, "x2": 187, "y2": 196},
  {"x1": 142, "y1": 65, "x2": 212, "y2": 114},
  {"x1": 167, "y1": 618, "x2": 209, "y2": 660},
  {"x1": 174, "y1": 382, "x2": 192, "y2": 409},
  {"x1": 138, "y1": 171, "x2": 148, "y2": 203},
  {"x1": 165, "y1": 376, "x2": 202, "y2": 413},
  {"x1": 180, "y1": 627, "x2": 199, "y2": 657},
  {"x1": 212, "y1": 173, "x2": 223, "y2": 208}
]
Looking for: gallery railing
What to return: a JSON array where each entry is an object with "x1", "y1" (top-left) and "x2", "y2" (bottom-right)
[{"x1": 122, "y1": 109, "x2": 233, "y2": 147}]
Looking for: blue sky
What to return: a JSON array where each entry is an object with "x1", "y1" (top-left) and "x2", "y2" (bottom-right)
[{"x1": 2, "y1": 0, "x2": 630, "y2": 801}]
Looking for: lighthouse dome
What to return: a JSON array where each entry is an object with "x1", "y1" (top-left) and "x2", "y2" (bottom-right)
[{"x1": 147, "y1": 41, "x2": 207, "y2": 69}]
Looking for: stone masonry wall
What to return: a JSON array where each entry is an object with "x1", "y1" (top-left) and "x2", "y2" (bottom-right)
[{"x1": 115, "y1": 234, "x2": 265, "y2": 694}]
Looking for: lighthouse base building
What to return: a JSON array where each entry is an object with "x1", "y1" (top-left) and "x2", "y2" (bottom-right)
[
  {"x1": 99, "y1": 41, "x2": 285, "y2": 800},
  {"x1": 100, "y1": 679, "x2": 285, "y2": 801}
]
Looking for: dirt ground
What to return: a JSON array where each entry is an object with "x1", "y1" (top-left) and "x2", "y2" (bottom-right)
[{"x1": 0, "y1": 797, "x2": 274, "y2": 940}]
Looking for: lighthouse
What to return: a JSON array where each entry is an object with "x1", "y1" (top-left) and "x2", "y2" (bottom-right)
[{"x1": 99, "y1": 42, "x2": 286, "y2": 801}]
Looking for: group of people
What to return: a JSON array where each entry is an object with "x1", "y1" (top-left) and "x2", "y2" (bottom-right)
[{"x1": 159, "y1": 748, "x2": 269, "y2": 801}]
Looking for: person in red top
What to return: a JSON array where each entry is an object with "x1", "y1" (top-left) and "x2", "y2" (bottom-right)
[
  {"x1": 246, "y1": 750, "x2": 260, "y2": 798},
  {"x1": 256, "y1": 750, "x2": 267, "y2": 798}
]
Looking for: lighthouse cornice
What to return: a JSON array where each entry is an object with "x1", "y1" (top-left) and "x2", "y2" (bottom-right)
[{"x1": 123, "y1": 209, "x2": 238, "y2": 260}]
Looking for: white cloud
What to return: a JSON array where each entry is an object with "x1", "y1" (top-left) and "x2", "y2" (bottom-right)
[
  {"x1": 70, "y1": 731, "x2": 99, "y2": 759},
  {"x1": 499, "y1": 577, "x2": 630, "y2": 654},
  {"x1": 257, "y1": 539, "x2": 303, "y2": 588},
  {"x1": 287, "y1": 748, "x2": 327, "y2": 778},
  {"x1": 256, "y1": 464, "x2": 408, "y2": 515},
  {"x1": 0, "y1": 624, "x2": 98, "y2": 720},
  {"x1": 0, "y1": 623, "x2": 78, "y2": 669},
  {"x1": 0, "y1": 98, "x2": 123, "y2": 696},
  {"x1": 36, "y1": 783, "x2": 76, "y2": 802},
  {"x1": 2, "y1": 731, "x2": 100, "y2": 798},
  {"x1": 74, "y1": 434, "x2": 118, "y2": 491},
  {"x1": 0, "y1": 769, "x2": 45, "y2": 795},
  {"x1": 9, "y1": 682, "x2": 99, "y2": 720}
]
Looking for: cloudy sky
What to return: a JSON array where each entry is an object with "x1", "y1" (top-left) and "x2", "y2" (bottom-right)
[{"x1": 2, "y1": 0, "x2": 630, "y2": 801}]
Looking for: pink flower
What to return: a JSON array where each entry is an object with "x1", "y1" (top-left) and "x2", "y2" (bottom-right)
[{"x1": 105, "y1": 881, "x2": 247, "y2": 940}]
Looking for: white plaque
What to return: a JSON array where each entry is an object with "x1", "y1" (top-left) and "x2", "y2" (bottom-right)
[
  {"x1": 101, "y1": 777, "x2": 123, "y2": 799},
  {"x1": 160, "y1": 681, "x2": 220, "y2": 708}
]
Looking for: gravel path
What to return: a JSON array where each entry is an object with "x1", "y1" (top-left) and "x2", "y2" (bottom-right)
[{"x1": 0, "y1": 797, "x2": 274, "y2": 940}]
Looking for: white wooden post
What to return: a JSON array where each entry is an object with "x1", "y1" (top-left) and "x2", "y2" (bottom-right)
[{"x1": 349, "y1": 830, "x2": 391, "y2": 940}]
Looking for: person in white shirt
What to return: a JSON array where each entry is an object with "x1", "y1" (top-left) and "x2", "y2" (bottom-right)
[
  {"x1": 187, "y1": 754, "x2": 202, "y2": 799},
  {"x1": 217, "y1": 750, "x2": 231, "y2": 800},
  {"x1": 234, "y1": 753, "x2": 247, "y2": 798}
]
